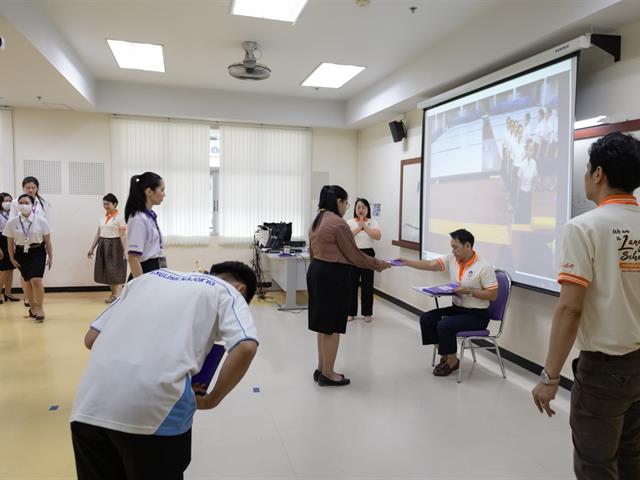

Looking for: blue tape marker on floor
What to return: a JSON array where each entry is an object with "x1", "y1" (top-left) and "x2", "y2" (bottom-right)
[
  {"x1": 253, "y1": 387, "x2": 260, "y2": 393},
  {"x1": 49, "y1": 405, "x2": 59, "y2": 411}
]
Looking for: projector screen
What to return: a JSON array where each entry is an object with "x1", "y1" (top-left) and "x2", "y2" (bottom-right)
[{"x1": 421, "y1": 55, "x2": 577, "y2": 293}]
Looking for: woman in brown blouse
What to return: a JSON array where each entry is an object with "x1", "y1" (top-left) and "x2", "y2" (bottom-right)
[{"x1": 307, "y1": 185, "x2": 390, "y2": 387}]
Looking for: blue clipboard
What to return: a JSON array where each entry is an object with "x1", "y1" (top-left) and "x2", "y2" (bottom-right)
[{"x1": 191, "y1": 344, "x2": 226, "y2": 395}]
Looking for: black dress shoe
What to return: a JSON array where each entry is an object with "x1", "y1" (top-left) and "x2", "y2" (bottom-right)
[
  {"x1": 313, "y1": 369, "x2": 321, "y2": 382},
  {"x1": 318, "y1": 373, "x2": 350, "y2": 387},
  {"x1": 4, "y1": 295, "x2": 19, "y2": 302},
  {"x1": 24, "y1": 301, "x2": 30, "y2": 308}
]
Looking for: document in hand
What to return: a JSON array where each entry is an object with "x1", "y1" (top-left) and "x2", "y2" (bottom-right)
[
  {"x1": 421, "y1": 282, "x2": 459, "y2": 296},
  {"x1": 191, "y1": 344, "x2": 226, "y2": 395}
]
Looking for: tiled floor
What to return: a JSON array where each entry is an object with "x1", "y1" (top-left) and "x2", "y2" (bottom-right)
[{"x1": 0, "y1": 291, "x2": 574, "y2": 479}]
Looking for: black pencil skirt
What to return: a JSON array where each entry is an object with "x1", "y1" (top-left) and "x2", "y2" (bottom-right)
[
  {"x1": 15, "y1": 244, "x2": 46, "y2": 281},
  {"x1": 307, "y1": 259, "x2": 351, "y2": 335}
]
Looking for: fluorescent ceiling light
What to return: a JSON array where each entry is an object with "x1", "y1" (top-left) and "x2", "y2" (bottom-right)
[
  {"x1": 574, "y1": 115, "x2": 607, "y2": 129},
  {"x1": 107, "y1": 39, "x2": 165, "y2": 72},
  {"x1": 302, "y1": 63, "x2": 366, "y2": 89},
  {"x1": 231, "y1": 0, "x2": 308, "y2": 23}
]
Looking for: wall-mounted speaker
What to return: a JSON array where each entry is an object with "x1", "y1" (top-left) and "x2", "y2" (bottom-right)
[{"x1": 388, "y1": 120, "x2": 407, "y2": 143}]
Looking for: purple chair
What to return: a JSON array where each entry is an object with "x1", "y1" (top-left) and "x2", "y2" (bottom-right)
[{"x1": 431, "y1": 269, "x2": 512, "y2": 383}]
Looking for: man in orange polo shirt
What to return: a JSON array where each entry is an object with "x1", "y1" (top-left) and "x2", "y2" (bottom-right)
[
  {"x1": 532, "y1": 132, "x2": 640, "y2": 479},
  {"x1": 399, "y1": 229, "x2": 498, "y2": 376}
]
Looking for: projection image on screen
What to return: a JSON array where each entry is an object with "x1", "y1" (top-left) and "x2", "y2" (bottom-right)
[{"x1": 421, "y1": 57, "x2": 577, "y2": 292}]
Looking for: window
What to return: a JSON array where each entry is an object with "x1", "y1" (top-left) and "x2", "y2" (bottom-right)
[{"x1": 209, "y1": 129, "x2": 220, "y2": 235}]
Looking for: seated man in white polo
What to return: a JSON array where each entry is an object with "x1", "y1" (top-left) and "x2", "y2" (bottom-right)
[
  {"x1": 70, "y1": 261, "x2": 259, "y2": 480},
  {"x1": 398, "y1": 229, "x2": 498, "y2": 376}
]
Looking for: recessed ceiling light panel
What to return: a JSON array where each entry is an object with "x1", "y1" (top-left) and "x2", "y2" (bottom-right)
[
  {"x1": 302, "y1": 63, "x2": 366, "y2": 89},
  {"x1": 231, "y1": 0, "x2": 308, "y2": 23},
  {"x1": 107, "y1": 39, "x2": 165, "y2": 72}
]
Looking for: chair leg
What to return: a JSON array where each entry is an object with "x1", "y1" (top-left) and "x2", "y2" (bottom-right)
[
  {"x1": 493, "y1": 339, "x2": 506, "y2": 378},
  {"x1": 458, "y1": 339, "x2": 466, "y2": 383},
  {"x1": 432, "y1": 344, "x2": 437, "y2": 367},
  {"x1": 470, "y1": 341, "x2": 477, "y2": 362}
]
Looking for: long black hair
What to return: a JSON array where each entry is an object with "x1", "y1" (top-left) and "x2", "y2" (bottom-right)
[
  {"x1": 22, "y1": 177, "x2": 46, "y2": 210},
  {"x1": 0, "y1": 192, "x2": 12, "y2": 203},
  {"x1": 311, "y1": 185, "x2": 348, "y2": 231},
  {"x1": 353, "y1": 197, "x2": 371, "y2": 219},
  {"x1": 124, "y1": 172, "x2": 163, "y2": 221}
]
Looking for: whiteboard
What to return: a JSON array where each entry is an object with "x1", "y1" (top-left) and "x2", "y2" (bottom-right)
[{"x1": 572, "y1": 130, "x2": 640, "y2": 217}]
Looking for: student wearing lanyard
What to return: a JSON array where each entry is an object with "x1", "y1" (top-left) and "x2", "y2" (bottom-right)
[
  {"x1": 87, "y1": 194, "x2": 127, "y2": 303},
  {"x1": 124, "y1": 172, "x2": 166, "y2": 278},
  {"x1": 2, "y1": 194, "x2": 53, "y2": 322},
  {"x1": 346, "y1": 198, "x2": 382, "y2": 323},
  {"x1": 70, "y1": 261, "x2": 259, "y2": 480},
  {"x1": 9, "y1": 176, "x2": 50, "y2": 307},
  {"x1": 0, "y1": 193, "x2": 19, "y2": 304},
  {"x1": 532, "y1": 132, "x2": 640, "y2": 479},
  {"x1": 397, "y1": 229, "x2": 498, "y2": 377}
]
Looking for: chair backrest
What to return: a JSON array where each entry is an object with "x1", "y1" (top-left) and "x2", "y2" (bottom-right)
[{"x1": 487, "y1": 269, "x2": 512, "y2": 325}]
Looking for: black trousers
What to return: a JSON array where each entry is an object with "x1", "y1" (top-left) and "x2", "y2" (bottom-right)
[
  {"x1": 348, "y1": 248, "x2": 375, "y2": 316},
  {"x1": 571, "y1": 348, "x2": 640, "y2": 480},
  {"x1": 71, "y1": 422, "x2": 191, "y2": 480},
  {"x1": 419, "y1": 305, "x2": 489, "y2": 355}
]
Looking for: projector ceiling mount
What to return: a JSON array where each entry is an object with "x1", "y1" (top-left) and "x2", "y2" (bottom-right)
[{"x1": 228, "y1": 41, "x2": 271, "y2": 81}]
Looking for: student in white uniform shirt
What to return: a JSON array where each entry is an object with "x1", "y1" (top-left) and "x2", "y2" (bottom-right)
[
  {"x1": 70, "y1": 261, "x2": 259, "y2": 480},
  {"x1": 532, "y1": 132, "x2": 640, "y2": 479},
  {"x1": 9, "y1": 176, "x2": 51, "y2": 307},
  {"x1": 398, "y1": 229, "x2": 498, "y2": 377},
  {"x1": 9, "y1": 176, "x2": 51, "y2": 220},
  {"x1": 124, "y1": 171, "x2": 166, "y2": 278},
  {"x1": 87, "y1": 193, "x2": 127, "y2": 303},
  {"x1": 2, "y1": 194, "x2": 53, "y2": 322},
  {"x1": 0, "y1": 193, "x2": 19, "y2": 304},
  {"x1": 516, "y1": 139, "x2": 538, "y2": 224},
  {"x1": 346, "y1": 198, "x2": 381, "y2": 323}
]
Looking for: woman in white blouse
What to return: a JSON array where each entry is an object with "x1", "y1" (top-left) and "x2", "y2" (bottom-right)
[
  {"x1": 124, "y1": 172, "x2": 166, "y2": 278},
  {"x1": 346, "y1": 198, "x2": 381, "y2": 323},
  {"x1": 3, "y1": 194, "x2": 53, "y2": 322},
  {"x1": 9, "y1": 176, "x2": 50, "y2": 307},
  {"x1": 87, "y1": 194, "x2": 127, "y2": 303},
  {"x1": 0, "y1": 192, "x2": 19, "y2": 304}
]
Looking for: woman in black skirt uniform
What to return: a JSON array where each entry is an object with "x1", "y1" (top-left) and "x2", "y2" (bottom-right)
[
  {"x1": 0, "y1": 193, "x2": 19, "y2": 304},
  {"x1": 307, "y1": 185, "x2": 390, "y2": 387},
  {"x1": 124, "y1": 172, "x2": 166, "y2": 279},
  {"x1": 3, "y1": 194, "x2": 53, "y2": 322}
]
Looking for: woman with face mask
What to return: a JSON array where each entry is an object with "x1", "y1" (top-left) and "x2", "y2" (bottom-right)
[
  {"x1": 124, "y1": 172, "x2": 166, "y2": 278},
  {"x1": 9, "y1": 177, "x2": 50, "y2": 307},
  {"x1": 0, "y1": 193, "x2": 19, "y2": 304},
  {"x1": 87, "y1": 193, "x2": 127, "y2": 303},
  {"x1": 2, "y1": 194, "x2": 53, "y2": 322}
]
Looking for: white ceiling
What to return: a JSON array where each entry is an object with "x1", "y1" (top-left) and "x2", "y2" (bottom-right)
[
  {"x1": 38, "y1": 0, "x2": 496, "y2": 101},
  {"x1": 0, "y1": 15, "x2": 92, "y2": 110},
  {"x1": 2, "y1": 0, "x2": 640, "y2": 127}
]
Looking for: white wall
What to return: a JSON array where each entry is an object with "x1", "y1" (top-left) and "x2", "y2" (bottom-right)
[
  {"x1": 577, "y1": 19, "x2": 640, "y2": 123},
  {"x1": 12, "y1": 108, "x2": 111, "y2": 288},
  {"x1": 8, "y1": 109, "x2": 358, "y2": 287}
]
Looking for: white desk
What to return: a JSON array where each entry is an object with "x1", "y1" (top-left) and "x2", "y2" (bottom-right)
[{"x1": 264, "y1": 252, "x2": 310, "y2": 311}]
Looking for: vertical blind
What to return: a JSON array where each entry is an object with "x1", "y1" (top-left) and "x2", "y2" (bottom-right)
[
  {"x1": 0, "y1": 109, "x2": 14, "y2": 193},
  {"x1": 219, "y1": 125, "x2": 311, "y2": 244},
  {"x1": 111, "y1": 117, "x2": 210, "y2": 245}
]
